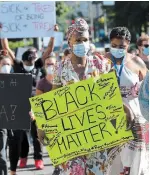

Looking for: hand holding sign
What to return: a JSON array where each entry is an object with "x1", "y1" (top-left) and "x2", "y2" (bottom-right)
[
  {"x1": 29, "y1": 110, "x2": 35, "y2": 121},
  {"x1": 54, "y1": 24, "x2": 59, "y2": 32},
  {"x1": 30, "y1": 72, "x2": 134, "y2": 166}
]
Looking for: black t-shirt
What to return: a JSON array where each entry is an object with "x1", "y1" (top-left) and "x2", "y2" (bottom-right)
[{"x1": 13, "y1": 59, "x2": 45, "y2": 96}]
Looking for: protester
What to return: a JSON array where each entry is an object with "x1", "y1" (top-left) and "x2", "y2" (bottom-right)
[
  {"x1": 138, "y1": 71, "x2": 149, "y2": 121},
  {"x1": 5, "y1": 49, "x2": 44, "y2": 175},
  {"x1": 0, "y1": 51, "x2": 13, "y2": 175},
  {"x1": 105, "y1": 26, "x2": 148, "y2": 175},
  {"x1": 33, "y1": 18, "x2": 139, "y2": 175},
  {"x1": 29, "y1": 54, "x2": 57, "y2": 127},
  {"x1": 35, "y1": 17, "x2": 109, "y2": 175},
  {"x1": 36, "y1": 54, "x2": 56, "y2": 94},
  {"x1": 137, "y1": 35, "x2": 149, "y2": 69},
  {"x1": 0, "y1": 50, "x2": 13, "y2": 73},
  {"x1": 19, "y1": 49, "x2": 44, "y2": 167}
]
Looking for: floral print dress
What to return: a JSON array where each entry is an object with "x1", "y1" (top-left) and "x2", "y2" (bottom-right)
[
  {"x1": 52, "y1": 56, "x2": 149, "y2": 175},
  {"x1": 52, "y1": 55, "x2": 110, "y2": 175}
]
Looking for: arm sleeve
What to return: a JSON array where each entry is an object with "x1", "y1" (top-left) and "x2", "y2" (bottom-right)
[{"x1": 36, "y1": 79, "x2": 44, "y2": 92}]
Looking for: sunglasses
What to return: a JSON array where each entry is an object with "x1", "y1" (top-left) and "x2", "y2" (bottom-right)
[
  {"x1": 143, "y1": 44, "x2": 149, "y2": 48},
  {"x1": 0, "y1": 50, "x2": 8, "y2": 56}
]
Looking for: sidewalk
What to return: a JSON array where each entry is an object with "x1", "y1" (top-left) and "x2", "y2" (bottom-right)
[{"x1": 8, "y1": 146, "x2": 55, "y2": 175}]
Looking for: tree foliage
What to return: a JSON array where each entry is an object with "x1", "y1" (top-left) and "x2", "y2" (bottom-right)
[
  {"x1": 56, "y1": 2, "x2": 71, "y2": 16},
  {"x1": 101, "y1": 1, "x2": 149, "y2": 42},
  {"x1": 114, "y1": 1, "x2": 149, "y2": 42},
  {"x1": 56, "y1": 2, "x2": 72, "y2": 33}
]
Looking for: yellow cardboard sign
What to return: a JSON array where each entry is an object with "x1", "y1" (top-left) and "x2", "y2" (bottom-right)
[{"x1": 30, "y1": 72, "x2": 134, "y2": 166}]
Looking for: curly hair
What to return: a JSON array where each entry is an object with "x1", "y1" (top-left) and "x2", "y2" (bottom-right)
[{"x1": 110, "y1": 27, "x2": 131, "y2": 42}]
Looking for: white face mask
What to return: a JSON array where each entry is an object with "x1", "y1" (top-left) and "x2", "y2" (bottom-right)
[
  {"x1": 46, "y1": 65, "x2": 54, "y2": 75},
  {"x1": 110, "y1": 47, "x2": 126, "y2": 59},
  {"x1": 23, "y1": 65, "x2": 34, "y2": 72},
  {"x1": 73, "y1": 42, "x2": 90, "y2": 57},
  {"x1": 0, "y1": 65, "x2": 12, "y2": 73}
]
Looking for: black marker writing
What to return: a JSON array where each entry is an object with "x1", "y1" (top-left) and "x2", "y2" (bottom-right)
[
  {"x1": 41, "y1": 100, "x2": 57, "y2": 120},
  {"x1": 75, "y1": 86, "x2": 88, "y2": 105},
  {"x1": 54, "y1": 86, "x2": 70, "y2": 97},
  {"x1": 56, "y1": 122, "x2": 112, "y2": 154},
  {"x1": 87, "y1": 83, "x2": 101, "y2": 101}
]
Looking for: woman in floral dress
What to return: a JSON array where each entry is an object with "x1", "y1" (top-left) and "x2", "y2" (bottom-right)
[
  {"x1": 51, "y1": 19, "x2": 148, "y2": 175},
  {"x1": 51, "y1": 18, "x2": 110, "y2": 175}
]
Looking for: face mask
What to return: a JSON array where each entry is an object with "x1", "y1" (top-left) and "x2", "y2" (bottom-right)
[
  {"x1": 73, "y1": 42, "x2": 90, "y2": 57},
  {"x1": 143, "y1": 47, "x2": 149, "y2": 56},
  {"x1": 110, "y1": 47, "x2": 126, "y2": 59},
  {"x1": 23, "y1": 65, "x2": 34, "y2": 72},
  {"x1": 46, "y1": 66, "x2": 54, "y2": 75},
  {"x1": 0, "y1": 65, "x2": 12, "y2": 73}
]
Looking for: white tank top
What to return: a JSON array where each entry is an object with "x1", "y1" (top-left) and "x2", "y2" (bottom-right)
[{"x1": 116, "y1": 65, "x2": 143, "y2": 118}]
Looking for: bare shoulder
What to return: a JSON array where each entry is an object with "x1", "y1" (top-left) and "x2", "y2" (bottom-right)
[{"x1": 131, "y1": 55, "x2": 147, "y2": 69}]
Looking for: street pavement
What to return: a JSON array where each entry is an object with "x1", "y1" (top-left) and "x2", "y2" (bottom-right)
[{"x1": 8, "y1": 146, "x2": 55, "y2": 175}]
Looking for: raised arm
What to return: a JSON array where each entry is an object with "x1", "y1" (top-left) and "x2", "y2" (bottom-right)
[
  {"x1": 42, "y1": 24, "x2": 59, "y2": 61},
  {"x1": 1, "y1": 38, "x2": 15, "y2": 60},
  {"x1": 0, "y1": 23, "x2": 15, "y2": 60}
]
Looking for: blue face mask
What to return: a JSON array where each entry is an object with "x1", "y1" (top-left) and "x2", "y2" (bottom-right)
[
  {"x1": 73, "y1": 42, "x2": 90, "y2": 57},
  {"x1": 143, "y1": 47, "x2": 149, "y2": 56},
  {"x1": 110, "y1": 47, "x2": 126, "y2": 59}
]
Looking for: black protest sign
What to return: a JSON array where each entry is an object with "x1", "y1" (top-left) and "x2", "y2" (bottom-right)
[{"x1": 0, "y1": 74, "x2": 32, "y2": 129}]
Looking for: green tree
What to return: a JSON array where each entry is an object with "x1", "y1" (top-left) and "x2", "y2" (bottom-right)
[
  {"x1": 56, "y1": 2, "x2": 72, "y2": 33},
  {"x1": 107, "y1": 1, "x2": 149, "y2": 42},
  {"x1": 115, "y1": 1, "x2": 148, "y2": 40}
]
